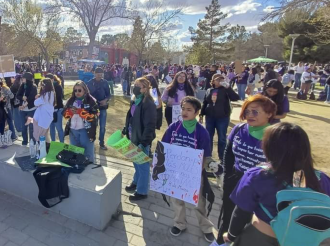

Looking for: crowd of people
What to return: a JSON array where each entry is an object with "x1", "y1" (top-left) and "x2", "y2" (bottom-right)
[{"x1": 0, "y1": 60, "x2": 330, "y2": 246}]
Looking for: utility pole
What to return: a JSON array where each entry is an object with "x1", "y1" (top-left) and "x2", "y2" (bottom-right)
[{"x1": 288, "y1": 34, "x2": 300, "y2": 69}]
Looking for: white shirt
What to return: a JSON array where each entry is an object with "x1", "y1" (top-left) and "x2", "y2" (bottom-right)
[
  {"x1": 70, "y1": 100, "x2": 85, "y2": 130},
  {"x1": 295, "y1": 65, "x2": 305, "y2": 74},
  {"x1": 33, "y1": 92, "x2": 55, "y2": 129},
  {"x1": 301, "y1": 71, "x2": 315, "y2": 83}
]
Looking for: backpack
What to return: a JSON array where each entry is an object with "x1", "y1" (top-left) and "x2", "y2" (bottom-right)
[
  {"x1": 309, "y1": 92, "x2": 316, "y2": 100},
  {"x1": 317, "y1": 90, "x2": 327, "y2": 101},
  {"x1": 296, "y1": 91, "x2": 307, "y2": 100},
  {"x1": 260, "y1": 172, "x2": 330, "y2": 246}
]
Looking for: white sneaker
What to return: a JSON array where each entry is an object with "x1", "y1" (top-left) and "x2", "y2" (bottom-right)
[{"x1": 324, "y1": 101, "x2": 330, "y2": 104}]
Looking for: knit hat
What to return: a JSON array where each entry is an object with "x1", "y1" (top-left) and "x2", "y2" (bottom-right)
[{"x1": 22, "y1": 72, "x2": 33, "y2": 81}]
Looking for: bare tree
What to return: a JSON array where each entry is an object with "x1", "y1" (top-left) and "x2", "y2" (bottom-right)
[
  {"x1": 1, "y1": 0, "x2": 63, "y2": 68},
  {"x1": 129, "y1": 0, "x2": 182, "y2": 64},
  {"x1": 49, "y1": 0, "x2": 133, "y2": 58}
]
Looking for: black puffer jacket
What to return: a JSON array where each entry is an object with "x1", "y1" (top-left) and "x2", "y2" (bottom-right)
[
  {"x1": 201, "y1": 87, "x2": 240, "y2": 119},
  {"x1": 16, "y1": 80, "x2": 37, "y2": 109},
  {"x1": 123, "y1": 96, "x2": 157, "y2": 147}
]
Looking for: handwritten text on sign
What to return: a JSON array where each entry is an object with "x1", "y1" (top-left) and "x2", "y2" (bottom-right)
[
  {"x1": 150, "y1": 141, "x2": 203, "y2": 205},
  {"x1": 172, "y1": 105, "x2": 182, "y2": 123}
]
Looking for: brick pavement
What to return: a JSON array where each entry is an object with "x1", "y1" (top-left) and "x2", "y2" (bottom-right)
[{"x1": 0, "y1": 154, "x2": 223, "y2": 246}]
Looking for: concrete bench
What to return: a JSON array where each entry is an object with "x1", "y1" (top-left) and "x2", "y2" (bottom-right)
[{"x1": 0, "y1": 144, "x2": 122, "y2": 230}]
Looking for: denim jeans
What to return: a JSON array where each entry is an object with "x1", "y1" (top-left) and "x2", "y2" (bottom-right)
[
  {"x1": 326, "y1": 84, "x2": 330, "y2": 102},
  {"x1": 20, "y1": 109, "x2": 36, "y2": 145},
  {"x1": 69, "y1": 128, "x2": 95, "y2": 163},
  {"x1": 6, "y1": 109, "x2": 17, "y2": 139},
  {"x1": 50, "y1": 108, "x2": 64, "y2": 143},
  {"x1": 12, "y1": 107, "x2": 22, "y2": 132},
  {"x1": 122, "y1": 80, "x2": 128, "y2": 94},
  {"x1": 99, "y1": 109, "x2": 107, "y2": 146},
  {"x1": 294, "y1": 73, "x2": 302, "y2": 89},
  {"x1": 206, "y1": 116, "x2": 230, "y2": 160},
  {"x1": 237, "y1": 84, "x2": 247, "y2": 100},
  {"x1": 107, "y1": 80, "x2": 114, "y2": 95},
  {"x1": 132, "y1": 145, "x2": 150, "y2": 195}
]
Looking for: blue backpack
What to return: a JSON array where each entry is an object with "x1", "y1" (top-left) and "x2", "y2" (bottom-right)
[{"x1": 260, "y1": 172, "x2": 330, "y2": 246}]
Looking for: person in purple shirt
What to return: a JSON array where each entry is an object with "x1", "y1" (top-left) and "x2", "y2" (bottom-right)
[
  {"x1": 217, "y1": 123, "x2": 330, "y2": 246},
  {"x1": 262, "y1": 79, "x2": 289, "y2": 124},
  {"x1": 215, "y1": 94, "x2": 277, "y2": 245},
  {"x1": 237, "y1": 66, "x2": 249, "y2": 100},
  {"x1": 162, "y1": 96, "x2": 216, "y2": 243},
  {"x1": 161, "y1": 71, "x2": 195, "y2": 125}
]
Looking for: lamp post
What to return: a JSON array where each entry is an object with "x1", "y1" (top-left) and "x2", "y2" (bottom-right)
[
  {"x1": 288, "y1": 34, "x2": 300, "y2": 69},
  {"x1": 264, "y1": 45, "x2": 270, "y2": 58}
]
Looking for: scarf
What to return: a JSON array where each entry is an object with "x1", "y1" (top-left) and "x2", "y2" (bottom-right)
[
  {"x1": 182, "y1": 119, "x2": 197, "y2": 134},
  {"x1": 178, "y1": 83, "x2": 185, "y2": 90},
  {"x1": 248, "y1": 124, "x2": 270, "y2": 140},
  {"x1": 134, "y1": 94, "x2": 144, "y2": 106}
]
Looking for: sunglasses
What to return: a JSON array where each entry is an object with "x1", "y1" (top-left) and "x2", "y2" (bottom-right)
[
  {"x1": 244, "y1": 109, "x2": 260, "y2": 117},
  {"x1": 74, "y1": 89, "x2": 83, "y2": 93}
]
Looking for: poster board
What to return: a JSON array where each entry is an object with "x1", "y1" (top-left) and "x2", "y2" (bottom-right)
[
  {"x1": 172, "y1": 105, "x2": 182, "y2": 123},
  {"x1": 107, "y1": 130, "x2": 151, "y2": 164},
  {"x1": 35, "y1": 142, "x2": 85, "y2": 167},
  {"x1": 234, "y1": 60, "x2": 243, "y2": 74},
  {"x1": 150, "y1": 141, "x2": 204, "y2": 205},
  {"x1": 0, "y1": 55, "x2": 15, "y2": 78}
]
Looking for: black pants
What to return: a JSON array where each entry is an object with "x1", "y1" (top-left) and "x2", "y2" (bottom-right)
[
  {"x1": 284, "y1": 86, "x2": 291, "y2": 95},
  {"x1": 217, "y1": 169, "x2": 244, "y2": 244},
  {"x1": 164, "y1": 106, "x2": 172, "y2": 126}
]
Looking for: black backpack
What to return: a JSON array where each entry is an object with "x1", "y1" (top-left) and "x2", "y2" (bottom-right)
[{"x1": 33, "y1": 167, "x2": 69, "y2": 208}]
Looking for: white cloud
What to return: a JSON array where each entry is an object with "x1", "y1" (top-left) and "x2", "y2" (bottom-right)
[
  {"x1": 223, "y1": 0, "x2": 262, "y2": 15},
  {"x1": 245, "y1": 25, "x2": 258, "y2": 31},
  {"x1": 263, "y1": 6, "x2": 275, "y2": 13}
]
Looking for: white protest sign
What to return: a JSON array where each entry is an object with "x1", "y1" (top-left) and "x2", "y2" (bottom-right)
[
  {"x1": 150, "y1": 141, "x2": 203, "y2": 205},
  {"x1": 0, "y1": 55, "x2": 15, "y2": 78},
  {"x1": 172, "y1": 104, "x2": 182, "y2": 123},
  {"x1": 165, "y1": 75, "x2": 172, "y2": 84},
  {"x1": 151, "y1": 88, "x2": 159, "y2": 106}
]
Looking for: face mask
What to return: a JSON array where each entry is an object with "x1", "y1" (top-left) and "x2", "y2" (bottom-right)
[{"x1": 133, "y1": 86, "x2": 141, "y2": 96}]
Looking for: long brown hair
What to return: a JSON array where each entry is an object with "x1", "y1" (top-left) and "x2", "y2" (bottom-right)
[
  {"x1": 167, "y1": 71, "x2": 194, "y2": 98},
  {"x1": 39, "y1": 78, "x2": 55, "y2": 103},
  {"x1": 262, "y1": 123, "x2": 322, "y2": 192}
]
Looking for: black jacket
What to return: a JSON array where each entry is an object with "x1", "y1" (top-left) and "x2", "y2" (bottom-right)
[
  {"x1": 16, "y1": 81, "x2": 37, "y2": 109},
  {"x1": 63, "y1": 94, "x2": 99, "y2": 142},
  {"x1": 204, "y1": 70, "x2": 217, "y2": 90},
  {"x1": 201, "y1": 87, "x2": 240, "y2": 118},
  {"x1": 54, "y1": 83, "x2": 64, "y2": 109},
  {"x1": 123, "y1": 97, "x2": 157, "y2": 147}
]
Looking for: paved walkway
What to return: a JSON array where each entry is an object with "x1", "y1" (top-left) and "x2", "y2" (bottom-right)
[{"x1": 0, "y1": 150, "x2": 222, "y2": 246}]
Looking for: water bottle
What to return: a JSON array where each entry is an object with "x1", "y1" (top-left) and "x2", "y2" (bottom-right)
[
  {"x1": 39, "y1": 136, "x2": 47, "y2": 159},
  {"x1": 29, "y1": 139, "x2": 36, "y2": 158}
]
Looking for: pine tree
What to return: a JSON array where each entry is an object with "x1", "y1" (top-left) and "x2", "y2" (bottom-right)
[
  {"x1": 189, "y1": 0, "x2": 231, "y2": 62},
  {"x1": 129, "y1": 16, "x2": 145, "y2": 63}
]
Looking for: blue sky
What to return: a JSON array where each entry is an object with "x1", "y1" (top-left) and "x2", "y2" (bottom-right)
[{"x1": 33, "y1": 0, "x2": 281, "y2": 49}]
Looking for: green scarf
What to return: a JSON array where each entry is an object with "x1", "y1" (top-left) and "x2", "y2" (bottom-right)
[
  {"x1": 182, "y1": 119, "x2": 198, "y2": 134},
  {"x1": 248, "y1": 124, "x2": 270, "y2": 140},
  {"x1": 134, "y1": 94, "x2": 144, "y2": 105},
  {"x1": 76, "y1": 95, "x2": 85, "y2": 101}
]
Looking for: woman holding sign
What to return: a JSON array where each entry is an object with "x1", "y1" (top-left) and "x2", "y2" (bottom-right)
[
  {"x1": 123, "y1": 77, "x2": 157, "y2": 201},
  {"x1": 200, "y1": 74, "x2": 240, "y2": 161},
  {"x1": 215, "y1": 94, "x2": 277, "y2": 245},
  {"x1": 161, "y1": 71, "x2": 195, "y2": 126}
]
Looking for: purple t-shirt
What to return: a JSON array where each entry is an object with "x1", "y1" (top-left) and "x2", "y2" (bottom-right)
[
  {"x1": 162, "y1": 121, "x2": 211, "y2": 157},
  {"x1": 271, "y1": 96, "x2": 290, "y2": 124},
  {"x1": 230, "y1": 166, "x2": 330, "y2": 224},
  {"x1": 228, "y1": 124, "x2": 266, "y2": 173}
]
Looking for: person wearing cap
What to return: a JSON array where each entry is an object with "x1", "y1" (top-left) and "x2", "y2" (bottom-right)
[
  {"x1": 87, "y1": 67, "x2": 111, "y2": 150},
  {"x1": 200, "y1": 74, "x2": 239, "y2": 161},
  {"x1": 46, "y1": 74, "x2": 64, "y2": 143},
  {"x1": 16, "y1": 72, "x2": 37, "y2": 145}
]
